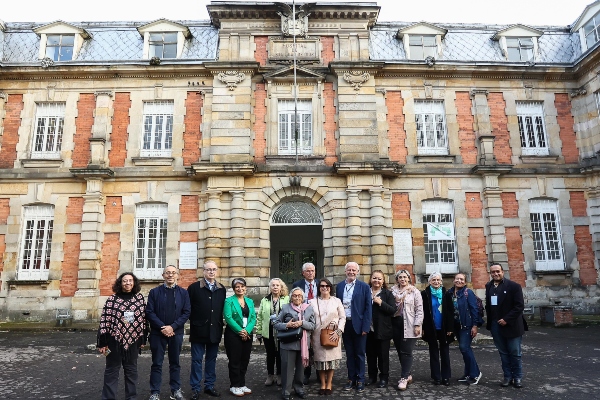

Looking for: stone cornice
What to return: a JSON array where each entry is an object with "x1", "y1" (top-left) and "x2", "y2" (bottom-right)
[
  {"x1": 187, "y1": 162, "x2": 256, "y2": 178},
  {"x1": 334, "y1": 161, "x2": 403, "y2": 176}
]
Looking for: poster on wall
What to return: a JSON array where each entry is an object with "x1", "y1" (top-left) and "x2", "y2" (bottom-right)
[
  {"x1": 426, "y1": 222, "x2": 455, "y2": 240},
  {"x1": 393, "y1": 229, "x2": 413, "y2": 265},
  {"x1": 179, "y1": 242, "x2": 198, "y2": 270}
]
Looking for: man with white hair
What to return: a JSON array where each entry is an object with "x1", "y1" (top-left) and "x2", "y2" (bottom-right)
[{"x1": 335, "y1": 262, "x2": 372, "y2": 393}]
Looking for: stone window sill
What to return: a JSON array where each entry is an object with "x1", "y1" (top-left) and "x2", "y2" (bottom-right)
[
  {"x1": 21, "y1": 159, "x2": 63, "y2": 168},
  {"x1": 534, "y1": 269, "x2": 573, "y2": 278},
  {"x1": 7, "y1": 280, "x2": 51, "y2": 290},
  {"x1": 520, "y1": 155, "x2": 560, "y2": 164},
  {"x1": 131, "y1": 157, "x2": 174, "y2": 166},
  {"x1": 414, "y1": 155, "x2": 456, "y2": 163}
]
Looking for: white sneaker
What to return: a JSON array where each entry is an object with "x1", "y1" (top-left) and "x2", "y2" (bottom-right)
[
  {"x1": 397, "y1": 378, "x2": 408, "y2": 391},
  {"x1": 241, "y1": 386, "x2": 252, "y2": 394},
  {"x1": 230, "y1": 387, "x2": 244, "y2": 397},
  {"x1": 468, "y1": 372, "x2": 483, "y2": 385}
]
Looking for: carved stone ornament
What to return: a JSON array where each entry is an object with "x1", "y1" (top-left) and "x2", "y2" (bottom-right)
[
  {"x1": 0, "y1": 92, "x2": 7, "y2": 101},
  {"x1": 40, "y1": 57, "x2": 54, "y2": 68},
  {"x1": 570, "y1": 87, "x2": 587, "y2": 98},
  {"x1": 276, "y1": 2, "x2": 313, "y2": 37},
  {"x1": 425, "y1": 56, "x2": 436, "y2": 67},
  {"x1": 217, "y1": 71, "x2": 246, "y2": 91},
  {"x1": 149, "y1": 56, "x2": 161, "y2": 65},
  {"x1": 343, "y1": 71, "x2": 371, "y2": 91}
]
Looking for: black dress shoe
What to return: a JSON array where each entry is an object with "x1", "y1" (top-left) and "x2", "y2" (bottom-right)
[
  {"x1": 441, "y1": 379, "x2": 450, "y2": 386},
  {"x1": 343, "y1": 380, "x2": 355, "y2": 391},
  {"x1": 501, "y1": 378, "x2": 513, "y2": 387},
  {"x1": 432, "y1": 379, "x2": 441, "y2": 385},
  {"x1": 204, "y1": 387, "x2": 221, "y2": 397},
  {"x1": 355, "y1": 382, "x2": 365, "y2": 392},
  {"x1": 377, "y1": 380, "x2": 387, "y2": 388},
  {"x1": 191, "y1": 390, "x2": 201, "y2": 400},
  {"x1": 364, "y1": 378, "x2": 377, "y2": 386},
  {"x1": 303, "y1": 376, "x2": 310, "y2": 385},
  {"x1": 282, "y1": 396, "x2": 291, "y2": 400},
  {"x1": 318, "y1": 388, "x2": 325, "y2": 395},
  {"x1": 325, "y1": 389, "x2": 332, "y2": 395},
  {"x1": 296, "y1": 392, "x2": 308, "y2": 399},
  {"x1": 513, "y1": 378, "x2": 523, "y2": 388}
]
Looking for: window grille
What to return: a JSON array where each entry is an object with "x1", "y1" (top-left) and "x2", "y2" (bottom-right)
[
  {"x1": 149, "y1": 32, "x2": 178, "y2": 59},
  {"x1": 141, "y1": 101, "x2": 174, "y2": 157},
  {"x1": 516, "y1": 102, "x2": 548, "y2": 156},
  {"x1": 32, "y1": 103, "x2": 65, "y2": 159},
  {"x1": 271, "y1": 201, "x2": 322, "y2": 225},
  {"x1": 415, "y1": 100, "x2": 448, "y2": 155},
  {"x1": 19, "y1": 205, "x2": 54, "y2": 280},
  {"x1": 506, "y1": 38, "x2": 534, "y2": 62},
  {"x1": 422, "y1": 200, "x2": 457, "y2": 273},
  {"x1": 46, "y1": 34, "x2": 74, "y2": 61},
  {"x1": 409, "y1": 35, "x2": 436, "y2": 59},
  {"x1": 529, "y1": 199, "x2": 564, "y2": 271},
  {"x1": 278, "y1": 100, "x2": 312, "y2": 155},
  {"x1": 134, "y1": 204, "x2": 168, "y2": 279}
]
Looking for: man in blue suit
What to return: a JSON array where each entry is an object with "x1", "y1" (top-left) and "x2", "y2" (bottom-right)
[{"x1": 336, "y1": 262, "x2": 372, "y2": 393}]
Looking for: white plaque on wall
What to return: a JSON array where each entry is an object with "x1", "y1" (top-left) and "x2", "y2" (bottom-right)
[
  {"x1": 393, "y1": 229, "x2": 413, "y2": 265},
  {"x1": 179, "y1": 242, "x2": 198, "y2": 270}
]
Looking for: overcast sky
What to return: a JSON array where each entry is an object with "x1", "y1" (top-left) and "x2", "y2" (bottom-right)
[{"x1": 0, "y1": 0, "x2": 595, "y2": 26}]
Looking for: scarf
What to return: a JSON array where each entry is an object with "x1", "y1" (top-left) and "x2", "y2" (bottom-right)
[
  {"x1": 98, "y1": 292, "x2": 146, "y2": 356},
  {"x1": 430, "y1": 286, "x2": 443, "y2": 303},
  {"x1": 291, "y1": 302, "x2": 311, "y2": 368}
]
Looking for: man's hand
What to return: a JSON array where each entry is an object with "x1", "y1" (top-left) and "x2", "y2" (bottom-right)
[
  {"x1": 161, "y1": 325, "x2": 174, "y2": 337},
  {"x1": 498, "y1": 319, "x2": 507, "y2": 326},
  {"x1": 471, "y1": 326, "x2": 478, "y2": 338}
]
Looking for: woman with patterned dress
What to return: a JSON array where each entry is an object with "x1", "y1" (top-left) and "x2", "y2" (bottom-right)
[{"x1": 97, "y1": 272, "x2": 147, "y2": 400}]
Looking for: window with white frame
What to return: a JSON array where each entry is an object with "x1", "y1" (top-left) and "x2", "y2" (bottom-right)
[
  {"x1": 584, "y1": 12, "x2": 600, "y2": 50},
  {"x1": 134, "y1": 203, "x2": 168, "y2": 279},
  {"x1": 31, "y1": 103, "x2": 65, "y2": 159},
  {"x1": 595, "y1": 91, "x2": 600, "y2": 118},
  {"x1": 141, "y1": 101, "x2": 174, "y2": 157},
  {"x1": 415, "y1": 100, "x2": 448, "y2": 155},
  {"x1": 516, "y1": 102, "x2": 548, "y2": 156},
  {"x1": 19, "y1": 205, "x2": 54, "y2": 280},
  {"x1": 529, "y1": 199, "x2": 564, "y2": 271},
  {"x1": 278, "y1": 100, "x2": 312, "y2": 155},
  {"x1": 149, "y1": 32, "x2": 178, "y2": 59},
  {"x1": 409, "y1": 35, "x2": 437, "y2": 59},
  {"x1": 45, "y1": 34, "x2": 75, "y2": 61},
  {"x1": 422, "y1": 200, "x2": 458, "y2": 274},
  {"x1": 506, "y1": 38, "x2": 534, "y2": 62}
]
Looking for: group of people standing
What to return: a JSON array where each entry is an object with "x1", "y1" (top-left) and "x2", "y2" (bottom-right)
[{"x1": 97, "y1": 260, "x2": 528, "y2": 400}]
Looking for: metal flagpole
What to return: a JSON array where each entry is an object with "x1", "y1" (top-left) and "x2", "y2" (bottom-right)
[{"x1": 293, "y1": 0, "x2": 298, "y2": 165}]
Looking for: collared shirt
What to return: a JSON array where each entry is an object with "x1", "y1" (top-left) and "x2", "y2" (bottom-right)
[
  {"x1": 343, "y1": 280, "x2": 356, "y2": 318},
  {"x1": 205, "y1": 278, "x2": 215, "y2": 292},
  {"x1": 304, "y1": 280, "x2": 317, "y2": 303},
  {"x1": 164, "y1": 283, "x2": 177, "y2": 289}
]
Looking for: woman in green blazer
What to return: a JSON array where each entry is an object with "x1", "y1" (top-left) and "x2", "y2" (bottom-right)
[{"x1": 223, "y1": 278, "x2": 257, "y2": 397}]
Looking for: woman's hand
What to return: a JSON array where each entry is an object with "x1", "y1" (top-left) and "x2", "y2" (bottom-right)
[
  {"x1": 98, "y1": 346, "x2": 108, "y2": 355},
  {"x1": 414, "y1": 326, "x2": 422, "y2": 336},
  {"x1": 286, "y1": 320, "x2": 302, "y2": 329},
  {"x1": 373, "y1": 297, "x2": 382, "y2": 306},
  {"x1": 239, "y1": 328, "x2": 249, "y2": 339}
]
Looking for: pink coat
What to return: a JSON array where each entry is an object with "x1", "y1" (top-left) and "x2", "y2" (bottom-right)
[
  {"x1": 308, "y1": 297, "x2": 346, "y2": 362},
  {"x1": 391, "y1": 285, "x2": 424, "y2": 339}
]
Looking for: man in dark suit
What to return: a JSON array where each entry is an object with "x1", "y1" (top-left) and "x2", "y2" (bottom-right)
[
  {"x1": 292, "y1": 262, "x2": 317, "y2": 384},
  {"x1": 485, "y1": 262, "x2": 528, "y2": 389},
  {"x1": 336, "y1": 262, "x2": 372, "y2": 393}
]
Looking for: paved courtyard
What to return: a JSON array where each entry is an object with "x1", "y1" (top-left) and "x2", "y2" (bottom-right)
[{"x1": 0, "y1": 323, "x2": 598, "y2": 399}]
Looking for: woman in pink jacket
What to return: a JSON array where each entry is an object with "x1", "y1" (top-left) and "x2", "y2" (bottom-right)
[{"x1": 390, "y1": 269, "x2": 424, "y2": 391}]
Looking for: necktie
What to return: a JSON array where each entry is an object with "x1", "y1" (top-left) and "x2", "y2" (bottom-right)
[{"x1": 308, "y1": 283, "x2": 314, "y2": 300}]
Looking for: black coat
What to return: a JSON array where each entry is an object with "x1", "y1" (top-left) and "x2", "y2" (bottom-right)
[
  {"x1": 421, "y1": 286, "x2": 455, "y2": 345},
  {"x1": 187, "y1": 279, "x2": 226, "y2": 344},
  {"x1": 485, "y1": 278, "x2": 528, "y2": 338},
  {"x1": 370, "y1": 287, "x2": 396, "y2": 340}
]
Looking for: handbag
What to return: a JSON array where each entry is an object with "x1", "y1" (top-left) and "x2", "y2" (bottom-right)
[
  {"x1": 316, "y1": 299, "x2": 340, "y2": 348},
  {"x1": 277, "y1": 309, "x2": 304, "y2": 343}
]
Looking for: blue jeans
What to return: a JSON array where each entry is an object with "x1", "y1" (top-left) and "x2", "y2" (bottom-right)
[
  {"x1": 490, "y1": 321, "x2": 523, "y2": 379},
  {"x1": 190, "y1": 342, "x2": 219, "y2": 391},
  {"x1": 342, "y1": 325, "x2": 367, "y2": 383},
  {"x1": 457, "y1": 327, "x2": 480, "y2": 379},
  {"x1": 149, "y1": 333, "x2": 184, "y2": 394}
]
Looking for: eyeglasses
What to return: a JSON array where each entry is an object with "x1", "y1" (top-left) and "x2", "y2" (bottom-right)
[
  {"x1": 204, "y1": 268, "x2": 217, "y2": 272},
  {"x1": 164, "y1": 271, "x2": 178, "y2": 276},
  {"x1": 319, "y1": 285, "x2": 330, "y2": 288}
]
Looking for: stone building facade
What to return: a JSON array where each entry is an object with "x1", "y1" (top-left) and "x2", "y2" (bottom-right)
[{"x1": 1, "y1": 1, "x2": 600, "y2": 321}]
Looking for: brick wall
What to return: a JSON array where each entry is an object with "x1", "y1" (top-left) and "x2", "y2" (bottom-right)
[
  {"x1": 100, "y1": 233, "x2": 121, "y2": 296},
  {"x1": 108, "y1": 93, "x2": 131, "y2": 167},
  {"x1": 180, "y1": 195, "x2": 199, "y2": 223},
  {"x1": 321, "y1": 37, "x2": 335, "y2": 65},
  {"x1": 456, "y1": 92, "x2": 477, "y2": 164},
  {"x1": 253, "y1": 83, "x2": 267, "y2": 163},
  {"x1": 501, "y1": 192, "x2": 519, "y2": 218},
  {"x1": 66, "y1": 197, "x2": 85, "y2": 225},
  {"x1": 323, "y1": 82, "x2": 338, "y2": 166},
  {"x1": 489, "y1": 92, "x2": 512, "y2": 164},
  {"x1": 72, "y1": 93, "x2": 95, "y2": 168},
  {"x1": 105, "y1": 196, "x2": 123, "y2": 224},
  {"x1": 183, "y1": 92, "x2": 203, "y2": 166},
  {"x1": 469, "y1": 227, "x2": 488, "y2": 289},
  {"x1": 0, "y1": 94, "x2": 24, "y2": 168},
  {"x1": 392, "y1": 193, "x2": 410, "y2": 220},
  {"x1": 575, "y1": 226, "x2": 597, "y2": 286},
  {"x1": 0, "y1": 198, "x2": 9, "y2": 224},
  {"x1": 569, "y1": 191, "x2": 587, "y2": 217},
  {"x1": 465, "y1": 192, "x2": 483, "y2": 218},
  {"x1": 554, "y1": 93, "x2": 579, "y2": 164},
  {"x1": 255, "y1": 36, "x2": 268, "y2": 66},
  {"x1": 387, "y1": 91, "x2": 407, "y2": 163},
  {"x1": 60, "y1": 233, "x2": 80, "y2": 297},
  {"x1": 506, "y1": 227, "x2": 526, "y2": 286}
]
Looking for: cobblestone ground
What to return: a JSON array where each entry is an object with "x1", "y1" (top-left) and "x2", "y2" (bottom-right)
[{"x1": 0, "y1": 324, "x2": 598, "y2": 399}]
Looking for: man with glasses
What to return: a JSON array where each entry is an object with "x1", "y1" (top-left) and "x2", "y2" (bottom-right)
[
  {"x1": 485, "y1": 262, "x2": 528, "y2": 389},
  {"x1": 187, "y1": 261, "x2": 226, "y2": 399},
  {"x1": 293, "y1": 262, "x2": 318, "y2": 385},
  {"x1": 146, "y1": 265, "x2": 191, "y2": 400}
]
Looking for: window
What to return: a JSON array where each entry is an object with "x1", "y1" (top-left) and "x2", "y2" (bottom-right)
[
  {"x1": 516, "y1": 102, "x2": 548, "y2": 156},
  {"x1": 19, "y1": 205, "x2": 54, "y2": 280},
  {"x1": 529, "y1": 199, "x2": 564, "y2": 271},
  {"x1": 32, "y1": 103, "x2": 65, "y2": 159},
  {"x1": 584, "y1": 12, "x2": 600, "y2": 49},
  {"x1": 141, "y1": 101, "x2": 174, "y2": 157},
  {"x1": 506, "y1": 38, "x2": 534, "y2": 62},
  {"x1": 595, "y1": 91, "x2": 600, "y2": 118},
  {"x1": 409, "y1": 35, "x2": 436, "y2": 59},
  {"x1": 278, "y1": 100, "x2": 312, "y2": 155},
  {"x1": 149, "y1": 32, "x2": 178, "y2": 59},
  {"x1": 134, "y1": 204, "x2": 168, "y2": 279},
  {"x1": 422, "y1": 200, "x2": 457, "y2": 274},
  {"x1": 415, "y1": 100, "x2": 448, "y2": 155},
  {"x1": 45, "y1": 34, "x2": 74, "y2": 61}
]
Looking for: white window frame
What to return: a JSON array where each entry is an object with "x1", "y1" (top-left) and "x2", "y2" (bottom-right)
[
  {"x1": 134, "y1": 203, "x2": 168, "y2": 280},
  {"x1": 516, "y1": 102, "x2": 549, "y2": 156},
  {"x1": 422, "y1": 200, "x2": 458, "y2": 274},
  {"x1": 18, "y1": 205, "x2": 54, "y2": 280},
  {"x1": 594, "y1": 91, "x2": 600, "y2": 118},
  {"x1": 415, "y1": 100, "x2": 448, "y2": 155},
  {"x1": 529, "y1": 199, "x2": 565, "y2": 271},
  {"x1": 278, "y1": 100, "x2": 313, "y2": 155},
  {"x1": 45, "y1": 34, "x2": 75, "y2": 61},
  {"x1": 148, "y1": 32, "x2": 178, "y2": 59},
  {"x1": 31, "y1": 103, "x2": 65, "y2": 159},
  {"x1": 409, "y1": 35, "x2": 437, "y2": 59},
  {"x1": 506, "y1": 37, "x2": 534, "y2": 62},
  {"x1": 583, "y1": 12, "x2": 600, "y2": 50},
  {"x1": 141, "y1": 101, "x2": 174, "y2": 157}
]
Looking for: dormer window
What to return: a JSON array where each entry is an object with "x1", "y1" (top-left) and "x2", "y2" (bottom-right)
[
  {"x1": 137, "y1": 19, "x2": 191, "y2": 60},
  {"x1": 409, "y1": 35, "x2": 436, "y2": 59},
  {"x1": 506, "y1": 38, "x2": 534, "y2": 62},
  {"x1": 583, "y1": 12, "x2": 600, "y2": 49},
  {"x1": 397, "y1": 22, "x2": 447, "y2": 61},
  {"x1": 492, "y1": 25, "x2": 543, "y2": 62},
  {"x1": 149, "y1": 32, "x2": 178, "y2": 59},
  {"x1": 46, "y1": 34, "x2": 74, "y2": 61}
]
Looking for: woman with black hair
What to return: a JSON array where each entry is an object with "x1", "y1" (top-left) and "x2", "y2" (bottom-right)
[{"x1": 97, "y1": 272, "x2": 147, "y2": 400}]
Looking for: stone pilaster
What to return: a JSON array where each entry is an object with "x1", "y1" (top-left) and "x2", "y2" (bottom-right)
[
  {"x1": 346, "y1": 189, "x2": 363, "y2": 265},
  {"x1": 205, "y1": 191, "x2": 223, "y2": 268},
  {"x1": 369, "y1": 188, "x2": 387, "y2": 274},
  {"x1": 586, "y1": 175, "x2": 600, "y2": 285},
  {"x1": 90, "y1": 91, "x2": 113, "y2": 167},
  {"x1": 482, "y1": 175, "x2": 508, "y2": 266},
  {"x1": 230, "y1": 190, "x2": 246, "y2": 272}
]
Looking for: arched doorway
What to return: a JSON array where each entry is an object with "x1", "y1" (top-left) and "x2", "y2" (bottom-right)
[{"x1": 269, "y1": 201, "x2": 324, "y2": 286}]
